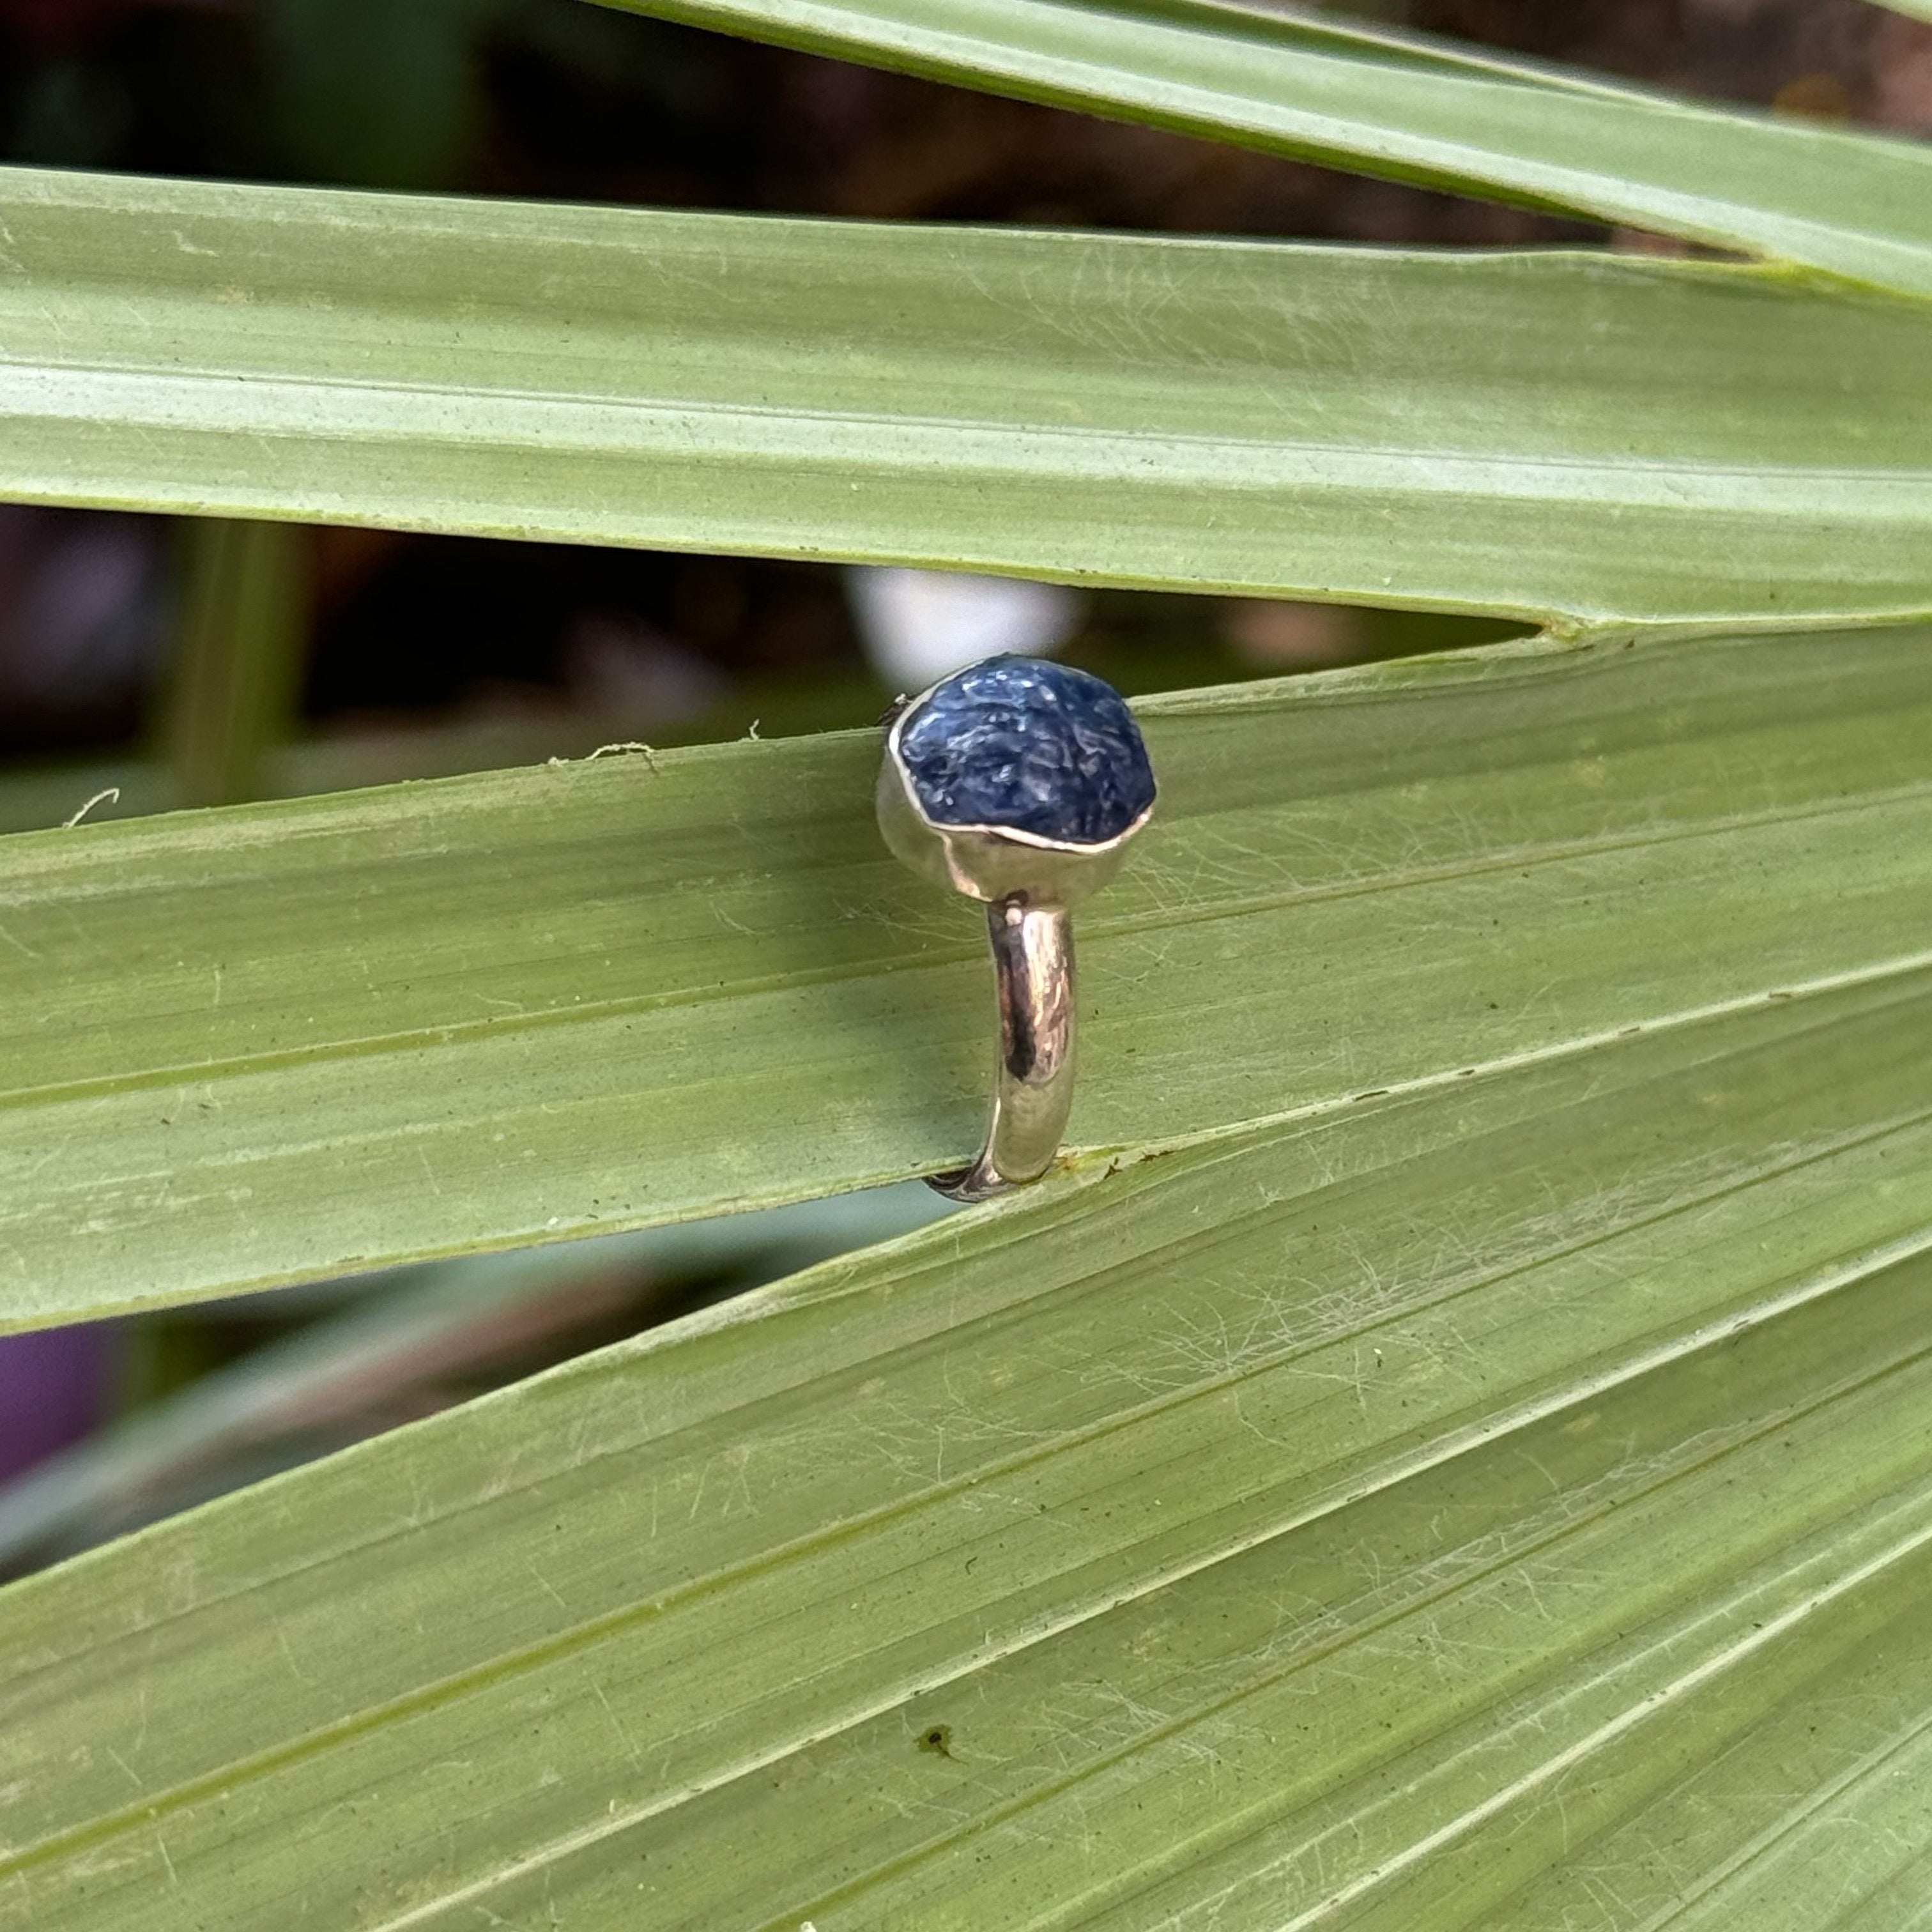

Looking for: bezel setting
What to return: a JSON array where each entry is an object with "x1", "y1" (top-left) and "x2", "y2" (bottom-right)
[{"x1": 877, "y1": 663, "x2": 1156, "y2": 906}]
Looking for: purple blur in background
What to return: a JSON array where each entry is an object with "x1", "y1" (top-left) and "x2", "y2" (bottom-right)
[{"x1": 0, "y1": 1328, "x2": 109, "y2": 1485}]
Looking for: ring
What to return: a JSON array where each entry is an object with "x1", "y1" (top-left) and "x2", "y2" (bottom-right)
[{"x1": 876, "y1": 654, "x2": 1156, "y2": 1202}]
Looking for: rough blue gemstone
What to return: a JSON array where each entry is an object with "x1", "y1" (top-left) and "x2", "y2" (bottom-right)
[{"x1": 898, "y1": 656, "x2": 1156, "y2": 845}]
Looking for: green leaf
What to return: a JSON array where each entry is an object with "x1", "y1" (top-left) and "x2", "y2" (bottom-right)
[
  {"x1": 1873, "y1": 0, "x2": 1932, "y2": 20},
  {"x1": 1, "y1": 166, "x2": 1928, "y2": 627},
  {"x1": 6, "y1": 953, "x2": 1932, "y2": 1925},
  {"x1": 0, "y1": 1187, "x2": 944, "y2": 1572},
  {"x1": 592, "y1": 0, "x2": 1932, "y2": 298},
  {"x1": 8, "y1": 622, "x2": 1932, "y2": 1330},
  {"x1": 161, "y1": 520, "x2": 310, "y2": 809}
]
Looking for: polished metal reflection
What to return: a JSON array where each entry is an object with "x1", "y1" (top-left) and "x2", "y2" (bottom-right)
[{"x1": 877, "y1": 680, "x2": 1154, "y2": 1202}]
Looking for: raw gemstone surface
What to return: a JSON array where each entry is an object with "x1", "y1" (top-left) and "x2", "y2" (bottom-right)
[{"x1": 897, "y1": 656, "x2": 1156, "y2": 845}]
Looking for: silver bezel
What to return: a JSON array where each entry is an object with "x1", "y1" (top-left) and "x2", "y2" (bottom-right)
[{"x1": 878, "y1": 678, "x2": 1156, "y2": 907}]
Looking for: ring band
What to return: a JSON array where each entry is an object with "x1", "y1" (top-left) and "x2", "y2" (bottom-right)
[
  {"x1": 935, "y1": 896, "x2": 1074, "y2": 1200},
  {"x1": 876, "y1": 655, "x2": 1156, "y2": 1202}
]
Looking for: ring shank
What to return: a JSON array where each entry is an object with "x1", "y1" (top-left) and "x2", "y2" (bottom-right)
[{"x1": 931, "y1": 896, "x2": 1075, "y2": 1202}]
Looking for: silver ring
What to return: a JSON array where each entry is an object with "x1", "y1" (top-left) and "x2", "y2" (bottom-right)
[{"x1": 876, "y1": 654, "x2": 1156, "y2": 1202}]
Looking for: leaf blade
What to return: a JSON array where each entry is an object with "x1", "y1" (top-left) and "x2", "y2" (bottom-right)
[
  {"x1": 0, "y1": 167, "x2": 1928, "y2": 626},
  {"x1": 592, "y1": 0, "x2": 1932, "y2": 296},
  {"x1": 8, "y1": 623, "x2": 1932, "y2": 1327},
  {"x1": 4, "y1": 951, "x2": 1932, "y2": 1926}
]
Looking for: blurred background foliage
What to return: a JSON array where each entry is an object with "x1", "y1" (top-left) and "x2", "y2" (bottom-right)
[{"x1": 1, "y1": 0, "x2": 1928, "y2": 1571}]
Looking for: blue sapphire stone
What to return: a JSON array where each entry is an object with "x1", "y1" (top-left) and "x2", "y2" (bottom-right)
[{"x1": 898, "y1": 656, "x2": 1156, "y2": 846}]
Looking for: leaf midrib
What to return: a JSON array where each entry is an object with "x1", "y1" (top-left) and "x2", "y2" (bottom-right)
[{"x1": 5, "y1": 353, "x2": 1925, "y2": 496}]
